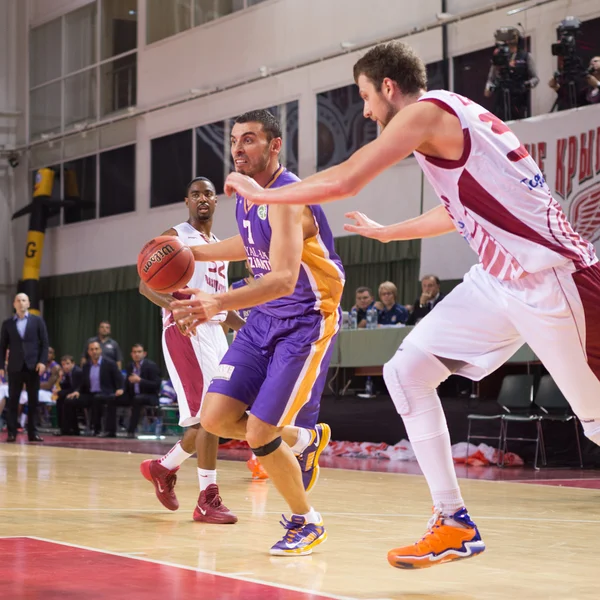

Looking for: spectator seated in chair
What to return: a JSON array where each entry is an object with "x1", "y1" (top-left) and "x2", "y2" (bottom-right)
[
  {"x1": 375, "y1": 281, "x2": 409, "y2": 326},
  {"x1": 406, "y1": 275, "x2": 444, "y2": 326},
  {"x1": 38, "y1": 346, "x2": 60, "y2": 405},
  {"x1": 64, "y1": 341, "x2": 124, "y2": 437},
  {"x1": 82, "y1": 320, "x2": 123, "y2": 370},
  {"x1": 351, "y1": 286, "x2": 377, "y2": 328},
  {"x1": 122, "y1": 343, "x2": 161, "y2": 439},
  {"x1": 54, "y1": 355, "x2": 83, "y2": 435}
]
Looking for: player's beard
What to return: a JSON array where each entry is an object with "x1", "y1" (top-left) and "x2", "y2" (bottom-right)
[
  {"x1": 236, "y1": 149, "x2": 270, "y2": 178},
  {"x1": 379, "y1": 101, "x2": 398, "y2": 130}
]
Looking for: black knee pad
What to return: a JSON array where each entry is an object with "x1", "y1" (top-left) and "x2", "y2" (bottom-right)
[{"x1": 251, "y1": 436, "x2": 282, "y2": 457}]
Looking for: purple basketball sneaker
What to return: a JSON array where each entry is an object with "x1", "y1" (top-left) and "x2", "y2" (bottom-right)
[
  {"x1": 296, "y1": 423, "x2": 331, "y2": 493},
  {"x1": 270, "y1": 514, "x2": 327, "y2": 556}
]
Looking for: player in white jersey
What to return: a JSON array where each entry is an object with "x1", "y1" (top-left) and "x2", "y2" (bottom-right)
[
  {"x1": 224, "y1": 41, "x2": 600, "y2": 568},
  {"x1": 139, "y1": 177, "x2": 244, "y2": 524}
]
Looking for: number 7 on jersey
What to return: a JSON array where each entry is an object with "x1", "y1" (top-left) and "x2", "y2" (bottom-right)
[{"x1": 243, "y1": 219, "x2": 254, "y2": 244}]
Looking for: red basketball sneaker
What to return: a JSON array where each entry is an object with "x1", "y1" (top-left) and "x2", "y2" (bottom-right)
[
  {"x1": 140, "y1": 459, "x2": 179, "y2": 511},
  {"x1": 193, "y1": 484, "x2": 238, "y2": 524}
]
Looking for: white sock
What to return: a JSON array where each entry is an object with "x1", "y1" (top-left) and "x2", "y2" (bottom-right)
[
  {"x1": 299, "y1": 507, "x2": 321, "y2": 524},
  {"x1": 158, "y1": 441, "x2": 192, "y2": 470},
  {"x1": 290, "y1": 428, "x2": 312, "y2": 455},
  {"x1": 198, "y1": 468, "x2": 217, "y2": 492}
]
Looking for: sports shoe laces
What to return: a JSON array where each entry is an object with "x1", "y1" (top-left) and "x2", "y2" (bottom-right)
[
  {"x1": 279, "y1": 515, "x2": 307, "y2": 544},
  {"x1": 205, "y1": 488, "x2": 225, "y2": 510},
  {"x1": 161, "y1": 470, "x2": 177, "y2": 491}
]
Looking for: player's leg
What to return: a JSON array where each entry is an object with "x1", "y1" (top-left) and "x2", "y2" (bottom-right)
[
  {"x1": 140, "y1": 325, "x2": 204, "y2": 511},
  {"x1": 507, "y1": 263, "x2": 600, "y2": 445},
  {"x1": 384, "y1": 266, "x2": 523, "y2": 569}
]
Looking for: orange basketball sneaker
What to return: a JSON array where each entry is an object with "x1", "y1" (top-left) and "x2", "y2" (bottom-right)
[
  {"x1": 387, "y1": 507, "x2": 485, "y2": 569},
  {"x1": 247, "y1": 455, "x2": 269, "y2": 481}
]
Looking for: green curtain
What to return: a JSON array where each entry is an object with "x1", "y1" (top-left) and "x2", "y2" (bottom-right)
[
  {"x1": 41, "y1": 235, "x2": 421, "y2": 371},
  {"x1": 43, "y1": 289, "x2": 165, "y2": 373}
]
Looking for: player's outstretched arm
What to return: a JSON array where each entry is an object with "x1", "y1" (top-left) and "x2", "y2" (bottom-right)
[
  {"x1": 189, "y1": 234, "x2": 247, "y2": 262},
  {"x1": 344, "y1": 205, "x2": 455, "y2": 242},
  {"x1": 224, "y1": 101, "x2": 440, "y2": 206},
  {"x1": 170, "y1": 205, "x2": 304, "y2": 327}
]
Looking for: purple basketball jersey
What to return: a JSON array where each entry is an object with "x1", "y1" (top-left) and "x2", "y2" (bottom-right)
[{"x1": 235, "y1": 166, "x2": 345, "y2": 318}]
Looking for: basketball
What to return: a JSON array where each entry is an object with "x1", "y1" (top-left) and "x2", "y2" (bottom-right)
[{"x1": 137, "y1": 236, "x2": 194, "y2": 293}]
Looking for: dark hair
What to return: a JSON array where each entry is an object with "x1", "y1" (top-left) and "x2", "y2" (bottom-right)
[
  {"x1": 88, "y1": 340, "x2": 101, "y2": 350},
  {"x1": 61, "y1": 355, "x2": 74, "y2": 362},
  {"x1": 99, "y1": 320, "x2": 110, "y2": 326},
  {"x1": 185, "y1": 176, "x2": 214, "y2": 197},
  {"x1": 131, "y1": 343, "x2": 145, "y2": 350},
  {"x1": 422, "y1": 274, "x2": 440, "y2": 285},
  {"x1": 353, "y1": 41, "x2": 427, "y2": 95},
  {"x1": 356, "y1": 286, "x2": 373, "y2": 296},
  {"x1": 234, "y1": 109, "x2": 282, "y2": 141}
]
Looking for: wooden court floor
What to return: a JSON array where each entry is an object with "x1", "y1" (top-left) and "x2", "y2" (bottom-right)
[{"x1": 0, "y1": 444, "x2": 597, "y2": 600}]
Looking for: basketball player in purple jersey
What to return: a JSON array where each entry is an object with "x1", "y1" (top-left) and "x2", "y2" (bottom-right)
[
  {"x1": 171, "y1": 110, "x2": 345, "y2": 555},
  {"x1": 139, "y1": 177, "x2": 242, "y2": 524},
  {"x1": 224, "y1": 42, "x2": 600, "y2": 569}
]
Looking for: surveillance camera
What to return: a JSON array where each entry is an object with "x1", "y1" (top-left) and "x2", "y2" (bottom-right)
[{"x1": 8, "y1": 153, "x2": 19, "y2": 168}]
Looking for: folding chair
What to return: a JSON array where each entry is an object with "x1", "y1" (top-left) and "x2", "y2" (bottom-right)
[{"x1": 534, "y1": 374, "x2": 583, "y2": 468}]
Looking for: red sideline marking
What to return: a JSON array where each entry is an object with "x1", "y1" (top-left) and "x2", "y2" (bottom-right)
[{"x1": 0, "y1": 538, "x2": 343, "y2": 600}]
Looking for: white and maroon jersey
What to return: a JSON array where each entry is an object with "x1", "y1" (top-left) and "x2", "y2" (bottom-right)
[
  {"x1": 414, "y1": 90, "x2": 597, "y2": 280},
  {"x1": 161, "y1": 221, "x2": 228, "y2": 327}
]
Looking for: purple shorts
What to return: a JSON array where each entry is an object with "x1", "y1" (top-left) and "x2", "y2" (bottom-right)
[{"x1": 208, "y1": 308, "x2": 340, "y2": 428}]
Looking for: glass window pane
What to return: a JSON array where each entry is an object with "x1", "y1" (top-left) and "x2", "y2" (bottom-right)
[
  {"x1": 264, "y1": 101, "x2": 299, "y2": 175},
  {"x1": 31, "y1": 166, "x2": 62, "y2": 229},
  {"x1": 99, "y1": 144, "x2": 135, "y2": 217},
  {"x1": 151, "y1": 130, "x2": 193, "y2": 208},
  {"x1": 147, "y1": 0, "x2": 191, "y2": 44},
  {"x1": 316, "y1": 84, "x2": 377, "y2": 171},
  {"x1": 30, "y1": 82, "x2": 61, "y2": 136},
  {"x1": 194, "y1": 0, "x2": 236, "y2": 26},
  {"x1": 195, "y1": 120, "x2": 226, "y2": 194},
  {"x1": 64, "y1": 3, "x2": 97, "y2": 74},
  {"x1": 100, "y1": 54, "x2": 137, "y2": 116},
  {"x1": 30, "y1": 18, "x2": 62, "y2": 87},
  {"x1": 426, "y1": 61, "x2": 446, "y2": 91},
  {"x1": 64, "y1": 156, "x2": 97, "y2": 224},
  {"x1": 101, "y1": 0, "x2": 138, "y2": 59},
  {"x1": 64, "y1": 68, "x2": 97, "y2": 128}
]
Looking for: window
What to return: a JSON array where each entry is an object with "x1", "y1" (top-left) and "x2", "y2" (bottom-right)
[
  {"x1": 147, "y1": 0, "x2": 192, "y2": 44},
  {"x1": 63, "y1": 156, "x2": 97, "y2": 224},
  {"x1": 30, "y1": 82, "x2": 61, "y2": 136},
  {"x1": 64, "y1": 3, "x2": 97, "y2": 74},
  {"x1": 195, "y1": 119, "x2": 227, "y2": 194},
  {"x1": 453, "y1": 46, "x2": 495, "y2": 111},
  {"x1": 99, "y1": 145, "x2": 135, "y2": 217},
  {"x1": 427, "y1": 61, "x2": 446, "y2": 91},
  {"x1": 64, "y1": 69, "x2": 97, "y2": 128},
  {"x1": 148, "y1": 0, "x2": 267, "y2": 43},
  {"x1": 317, "y1": 84, "x2": 377, "y2": 171},
  {"x1": 151, "y1": 130, "x2": 193, "y2": 208},
  {"x1": 264, "y1": 101, "x2": 298, "y2": 175},
  {"x1": 101, "y1": 0, "x2": 137, "y2": 59},
  {"x1": 30, "y1": 19, "x2": 62, "y2": 87},
  {"x1": 29, "y1": 2, "x2": 137, "y2": 139},
  {"x1": 100, "y1": 54, "x2": 137, "y2": 116}
]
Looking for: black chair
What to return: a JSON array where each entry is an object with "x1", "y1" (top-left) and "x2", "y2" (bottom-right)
[
  {"x1": 534, "y1": 374, "x2": 583, "y2": 468},
  {"x1": 467, "y1": 374, "x2": 544, "y2": 468},
  {"x1": 498, "y1": 374, "x2": 546, "y2": 469}
]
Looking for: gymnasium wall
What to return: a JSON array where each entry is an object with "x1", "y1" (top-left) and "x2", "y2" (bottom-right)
[{"x1": 4, "y1": 0, "x2": 600, "y2": 284}]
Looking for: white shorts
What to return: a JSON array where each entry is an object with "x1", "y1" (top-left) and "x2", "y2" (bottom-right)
[
  {"x1": 20, "y1": 389, "x2": 54, "y2": 405},
  {"x1": 162, "y1": 321, "x2": 229, "y2": 427},
  {"x1": 404, "y1": 262, "x2": 600, "y2": 421}
]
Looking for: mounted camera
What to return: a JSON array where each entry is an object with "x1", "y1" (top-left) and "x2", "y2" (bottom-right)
[
  {"x1": 551, "y1": 16, "x2": 582, "y2": 58},
  {"x1": 492, "y1": 27, "x2": 520, "y2": 69}
]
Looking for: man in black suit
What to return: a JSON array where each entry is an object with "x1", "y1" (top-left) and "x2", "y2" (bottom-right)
[
  {"x1": 118, "y1": 343, "x2": 161, "y2": 438},
  {"x1": 54, "y1": 355, "x2": 83, "y2": 435},
  {"x1": 64, "y1": 341, "x2": 124, "y2": 436},
  {"x1": 406, "y1": 275, "x2": 444, "y2": 326},
  {"x1": 0, "y1": 293, "x2": 49, "y2": 442}
]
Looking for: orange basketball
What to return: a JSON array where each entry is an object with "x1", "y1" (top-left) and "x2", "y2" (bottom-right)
[{"x1": 137, "y1": 236, "x2": 195, "y2": 293}]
